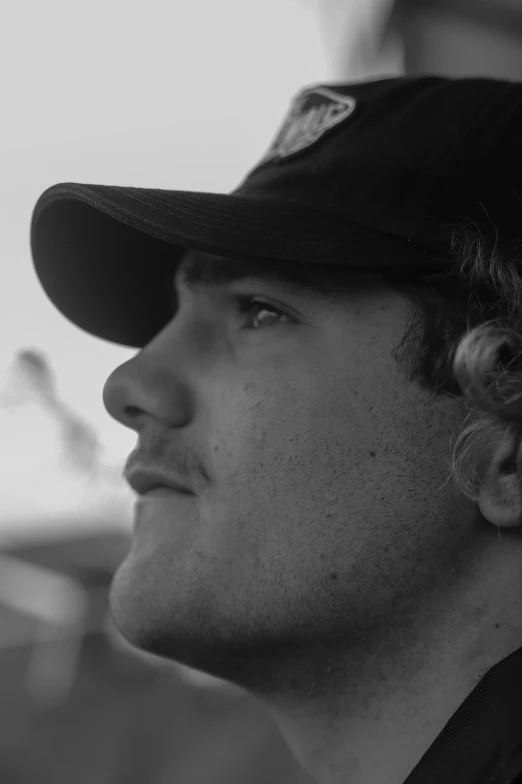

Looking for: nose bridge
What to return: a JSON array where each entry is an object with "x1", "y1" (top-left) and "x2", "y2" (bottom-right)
[{"x1": 148, "y1": 300, "x2": 221, "y2": 364}]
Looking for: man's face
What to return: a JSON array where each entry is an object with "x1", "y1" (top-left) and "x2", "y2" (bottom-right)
[{"x1": 103, "y1": 249, "x2": 464, "y2": 689}]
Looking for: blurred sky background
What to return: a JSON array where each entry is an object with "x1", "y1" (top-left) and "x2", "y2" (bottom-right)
[{"x1": 0, "y1": 0, "x2": 404, "y2": 542}]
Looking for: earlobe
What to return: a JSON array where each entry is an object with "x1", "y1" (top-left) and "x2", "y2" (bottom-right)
[{"x1": 478, "y1": 439, "x2": 522, "y2": 529}]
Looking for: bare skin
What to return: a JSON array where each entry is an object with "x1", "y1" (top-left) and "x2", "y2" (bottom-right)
[{"x1": 103, "y1": 250, "x2": 522, "y2": 784}]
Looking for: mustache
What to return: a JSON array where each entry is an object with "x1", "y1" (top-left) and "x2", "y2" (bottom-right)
[{"x1": 122, "y1": 436, "x2": 204, "y2": 484}]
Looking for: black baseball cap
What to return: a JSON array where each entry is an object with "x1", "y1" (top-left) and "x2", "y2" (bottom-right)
[{"x1": 30, "y1": 75, "x2": 522, "y2": 349}]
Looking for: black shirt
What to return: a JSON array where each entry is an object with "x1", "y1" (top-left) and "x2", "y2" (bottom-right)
[{"x1": 406, "y1": 646, "x2": 522, "y2": 784}]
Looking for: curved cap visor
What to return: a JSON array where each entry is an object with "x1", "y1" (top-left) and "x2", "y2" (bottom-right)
[{"x1": 31, "y1": 182, "x2": 445, "y2": 349}]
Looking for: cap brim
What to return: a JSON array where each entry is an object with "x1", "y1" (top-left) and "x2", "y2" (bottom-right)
[{"x1": 31, "y1": 181, "x2": 418, "y2": 349}]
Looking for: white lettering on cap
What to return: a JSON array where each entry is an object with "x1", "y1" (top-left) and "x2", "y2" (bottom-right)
[{"x1": 257, "y1": 86, "x2": 357, "y2": 166}]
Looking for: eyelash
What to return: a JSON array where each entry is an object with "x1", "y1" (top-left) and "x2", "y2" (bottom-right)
[{"x1": 234, "y1": 296, "x2": 296, "y2": 330}]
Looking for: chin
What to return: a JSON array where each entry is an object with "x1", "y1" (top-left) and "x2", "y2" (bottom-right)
[{"x1": 107, "y1": 558, "x2": 163, "y2": 654}]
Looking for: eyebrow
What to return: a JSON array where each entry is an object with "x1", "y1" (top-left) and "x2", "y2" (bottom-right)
[{"x1": 172, "y1": 251, "x2": 345, "y2": 302}]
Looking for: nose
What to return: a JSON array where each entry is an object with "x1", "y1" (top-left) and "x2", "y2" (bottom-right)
[
  {"x1": 102, "y1": 345, "x2": 192, "y2": 434},
  {"x1": 102, "y1": 291, "x2": 223, "y2": 433}
]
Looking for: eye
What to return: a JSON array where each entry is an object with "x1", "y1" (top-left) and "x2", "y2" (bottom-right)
[{"x1": 234, "y1": 296, "x2": 296, "y2": 330}]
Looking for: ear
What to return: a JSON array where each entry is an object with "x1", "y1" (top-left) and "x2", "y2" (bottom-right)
[{"x1": 478, "y1": 435, "x2": 522, "y2": 529}]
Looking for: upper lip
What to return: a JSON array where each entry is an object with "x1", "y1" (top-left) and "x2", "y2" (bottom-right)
[{"x1": 125, "y1": 466, "x2": 194, "y2": 496}]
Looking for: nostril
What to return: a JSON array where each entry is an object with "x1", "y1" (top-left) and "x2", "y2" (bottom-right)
[{"x1": 500, "y1": 456, "x2": 517, "y2": 475}]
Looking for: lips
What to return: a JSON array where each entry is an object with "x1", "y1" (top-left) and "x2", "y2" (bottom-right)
[{"x1": 125, "y1": 466, "x2": 193, "y2": 496}]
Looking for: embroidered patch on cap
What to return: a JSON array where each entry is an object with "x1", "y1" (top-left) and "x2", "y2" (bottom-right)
[{"x1": 257, "y1": 86, "x2": 357, "y2": 166}]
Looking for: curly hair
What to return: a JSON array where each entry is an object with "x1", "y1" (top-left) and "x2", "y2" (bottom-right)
[{"x1": 381, "y1": 221, "x2": 522, "y2": 510}]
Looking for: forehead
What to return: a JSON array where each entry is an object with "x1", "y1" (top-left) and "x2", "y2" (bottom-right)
[
  {"x1": 174, "y1": 249, "x2": 376, "y2": 302},
  {"x1": 175, "y1": 250, "x2": 285, "y2": 286}
]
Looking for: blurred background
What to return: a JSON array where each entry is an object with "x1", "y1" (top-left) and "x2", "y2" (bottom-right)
[{"x1": 1, "y1": 1, "x2": 521, "y2": 782}]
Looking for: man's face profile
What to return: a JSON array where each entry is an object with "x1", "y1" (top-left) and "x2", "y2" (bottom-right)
[{"x1": 102, "y1": 249, "x2": 522, "y2": 784}]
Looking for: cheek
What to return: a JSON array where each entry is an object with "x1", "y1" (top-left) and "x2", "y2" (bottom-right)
[{"x1": 207, "y1": 368, "x2": 367, "y2": 520}]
